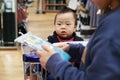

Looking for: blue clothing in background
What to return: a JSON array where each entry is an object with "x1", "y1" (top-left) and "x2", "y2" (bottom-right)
[
  {"x1": 86, "y1": 0, "x2": 99, "y2": 27},
  {"x1": 46, "y1": 7, "x2": 120, "y2": 80}
]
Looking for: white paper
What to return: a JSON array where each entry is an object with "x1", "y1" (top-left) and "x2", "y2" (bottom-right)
[{"x1": 67, "y1": 0, "x2": 78, "y2": 10}]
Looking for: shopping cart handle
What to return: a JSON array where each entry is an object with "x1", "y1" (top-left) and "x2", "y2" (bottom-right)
[{"x1": 23, "y1": 54, "x2": 40, "y2": 62}]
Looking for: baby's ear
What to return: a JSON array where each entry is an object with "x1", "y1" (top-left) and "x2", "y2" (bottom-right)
[
  {"x1": 74, "y1": 26, "x2": 77, "y2": 31},
  {"x1": 74, "y1": 25, "x2": 77, "y2": 29}
]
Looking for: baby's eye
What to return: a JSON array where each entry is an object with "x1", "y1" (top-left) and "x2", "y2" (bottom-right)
[
  {"x1": 66, "y1": 24, "x2": 71, "y2": 25},
  {"x1": 57, "y1": 23, "x2": 61, "y2": 25}
]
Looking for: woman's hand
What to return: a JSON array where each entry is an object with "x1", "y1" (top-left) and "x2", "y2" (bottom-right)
[
  {"x1": 36, "y1": 45, "x2": 56, "y2": 69},
  {"x1": 56, "y1": 43, "x2": 70, "y2": 52}
]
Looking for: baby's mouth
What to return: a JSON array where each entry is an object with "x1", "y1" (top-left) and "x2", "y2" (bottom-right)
[{"x1": 61, "y1": 31, "x2": 66, "y2": 34}]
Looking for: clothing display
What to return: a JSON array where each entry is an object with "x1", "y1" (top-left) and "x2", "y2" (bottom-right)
[{"x1": 86, "y1": 0, "x2": 99, "y2": 27}]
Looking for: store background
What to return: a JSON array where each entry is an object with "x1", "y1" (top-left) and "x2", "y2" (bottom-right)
[{"x1": 0, "y1": 0, "x2": 56, "y2": 80}]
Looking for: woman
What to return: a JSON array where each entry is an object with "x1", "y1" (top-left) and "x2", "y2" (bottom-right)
[{"x1": 36, "y1": 0, "x2": 120, "y2": 80}]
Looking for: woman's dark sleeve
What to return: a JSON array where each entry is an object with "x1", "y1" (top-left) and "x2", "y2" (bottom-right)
[{"x1": 67, "y1": 43, "x2": 85, "y2": 61}]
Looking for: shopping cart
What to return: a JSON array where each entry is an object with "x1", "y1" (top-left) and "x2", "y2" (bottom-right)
[{"x1": 21, "y1": 44, "x2": 47, "y2": 80}]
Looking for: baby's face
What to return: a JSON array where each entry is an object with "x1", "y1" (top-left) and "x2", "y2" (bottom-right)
[{"x1": 55, "y1": 12, "x2": 76, "y2": 38}]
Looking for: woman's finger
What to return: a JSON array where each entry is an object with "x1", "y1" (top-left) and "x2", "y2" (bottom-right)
[
  {"x1": 41, "y1": 45, "x2": 51, "y2": 52},
  {"x1": 42, "y1": 45, "x2": 56, "y2": 54},
  {"x1": 36, "y1": 50, "x2": 43, "y2": 57}
]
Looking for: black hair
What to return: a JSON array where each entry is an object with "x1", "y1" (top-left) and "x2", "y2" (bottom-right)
[{"x1": 54, "y1": 7, "x2": 77, "y2": 26}]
